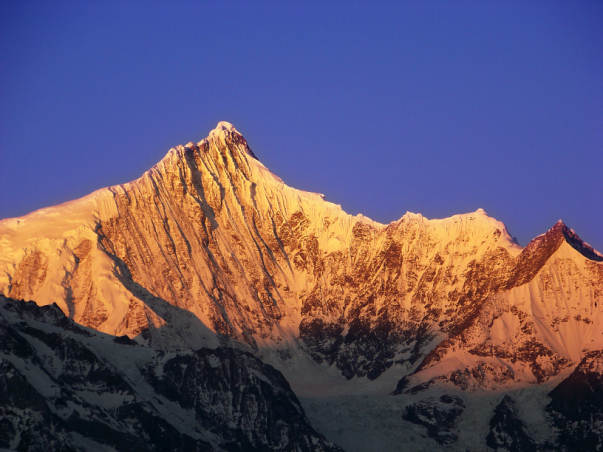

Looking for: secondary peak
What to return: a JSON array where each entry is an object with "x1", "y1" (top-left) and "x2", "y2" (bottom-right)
[{"x1": 546, "y1": 219, "x2": 603, "y2": 261}]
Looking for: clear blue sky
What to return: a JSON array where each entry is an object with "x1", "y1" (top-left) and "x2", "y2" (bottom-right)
[{"x1": 1, "y1": 1, "x2": 602, "y2": 250}]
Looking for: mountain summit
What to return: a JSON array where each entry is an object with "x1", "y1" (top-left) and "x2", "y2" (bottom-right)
[
  {"x1": 0, "y1": 123, "x2": 601, "y2": 451},
  {"x1": 206, "y1": 120, "x2": 258, "y2": 159},
  {"x1": 210, "y1": 120, "x2": 242, "y2": 137}
]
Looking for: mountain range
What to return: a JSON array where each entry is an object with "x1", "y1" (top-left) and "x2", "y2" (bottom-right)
[{"x1": 1, "y1": 122, "x2": 601, "y2": 451}]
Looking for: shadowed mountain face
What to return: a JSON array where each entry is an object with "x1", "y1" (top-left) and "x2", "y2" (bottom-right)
[
  {"x1": 486, "y1": 395, "x2": 536, "y2": 451},
  {"x1": 0, "y1": 122, "x2": 601, "y2": 450},
  {"x1": 0, "y1": 295, "x2": 340, "y2": 451},
  {"x1": 547, "y1": 350, "x2": 603, "y2": 451}
]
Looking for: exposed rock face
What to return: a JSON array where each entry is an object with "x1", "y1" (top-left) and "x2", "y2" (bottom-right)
[
  {"x1": 547, "y1": 350, "x2": 603, "y2": 451},
  {"x1": 144, "y1": 348, "x2": 339, "y2": 451},
  {"x1": 486, "y1": 395, "x2": 536, "y2": 451},
  {"x1": 402, "y1": 394, "x2": 465, "y2": 445},
  {"x1": 0, "y1": 295, "x2": 339, "y2": 451}
]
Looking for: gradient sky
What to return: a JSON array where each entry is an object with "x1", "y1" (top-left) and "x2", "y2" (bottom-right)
[{"x1": 1, "y1": 1, "x2": 602, "y2": 250}]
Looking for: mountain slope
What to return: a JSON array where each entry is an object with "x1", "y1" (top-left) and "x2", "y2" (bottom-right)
[
  {"x1": 0, "y1": 121, "x2": 601, "y2": 450},
  {"x1": 398, "y1": 222, "x2": 603, "y2": 393},
  {"x1": 0, "y1": 295, "x2": 340, "y2": 451}
]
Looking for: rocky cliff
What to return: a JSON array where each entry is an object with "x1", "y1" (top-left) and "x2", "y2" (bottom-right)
[{"x1": 0, "y1": 295, "x2": 340, "y2": 451}]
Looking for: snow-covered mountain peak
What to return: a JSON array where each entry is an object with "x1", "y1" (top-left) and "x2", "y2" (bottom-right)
[
  {"x1": 556, "y1": 221, "x2": 603, "y2": 262},
  {"x1": 209, "y1": 120, "x2": 241, "y2": 138},
  {"x1": 399, "y1": 207, "x2": 495, "y2": 224},
  {"x1": 527, "y1": 218, "x2": 602, "y2": 261},
  {"x1": 399, "y1": 211, "x2": 424, "y2": 222},
  {"x1": 548, "y1": 219, "x2": 567, "y2": 232},
  {"x1": 201, "y1": 120, "x2": 258, "y2": 159},
  {"x1": 395, "y1": 208, "x2": 520, "y2": 255},
  {"x1": 146, "y1": 121, "x2": 259, "y2": 178}
]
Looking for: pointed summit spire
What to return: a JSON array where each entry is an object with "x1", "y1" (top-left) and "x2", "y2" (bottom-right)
[
  {"x1": 537, "y1": 219, "x2": 603, "y2": 262},
  {"x1": 204, "y1": 121, "x2": 258, "y2": 160},
  {"x1": 558, "y1": 221, "x2": 603, "y2": 262},
  {"x1": 210, "y1": 121, "x2": 240, "y2": 137}
]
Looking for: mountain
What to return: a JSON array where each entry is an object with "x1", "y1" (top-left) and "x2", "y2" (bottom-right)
[
  {"x1": 0, "y1": 295, "x2": 340, "y2": 451},
  {"x1": 1, "y1": 121, "x2": 601, "y2": 451}
]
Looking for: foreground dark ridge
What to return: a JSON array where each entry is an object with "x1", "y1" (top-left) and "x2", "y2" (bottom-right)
[{"x1": 0, "y1": 295, "x2": 340, "y2": 451}]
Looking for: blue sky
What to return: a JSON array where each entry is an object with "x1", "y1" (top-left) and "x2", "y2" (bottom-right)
[{"x1": 1, "y1": 1, "x2": 602, "y2": 250}]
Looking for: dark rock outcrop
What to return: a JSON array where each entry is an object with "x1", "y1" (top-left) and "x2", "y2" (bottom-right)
[
  {"x1": 486, "y1": 395, "x2": 536, "y2": 451},
  {"x1": 547, "y1": 350, "x2": 603, "y2": 451},
  {"x1": 0, "y1": 295, "x2": 339, "y2": 451},
  {"x1": 402, "y1": 394, "x2": 465, "y2": 445}
]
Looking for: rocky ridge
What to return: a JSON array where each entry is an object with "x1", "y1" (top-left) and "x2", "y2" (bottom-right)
[{"x1": 0, "y1": 295, "x2": 340, "y2": 451}]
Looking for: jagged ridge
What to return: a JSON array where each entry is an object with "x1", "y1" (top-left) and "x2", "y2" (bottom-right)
[{"x1": 0, "y1": 295, "x2": 340, "y2": 451}]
